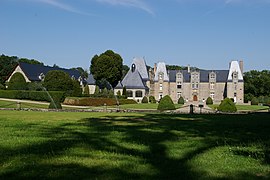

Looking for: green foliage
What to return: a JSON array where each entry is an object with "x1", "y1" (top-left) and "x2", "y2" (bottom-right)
[
  {"x1": 117, "y1": 90, "x2": 121, "y2": 96},
  {"x1": 64, "y1": 97, "x2": 136, "y2": 106},
  {"x1": 122, "y1": 86, "x2": 127, "y2": 97},
  {"x1": 149, "y1": 96, "x2": 156, "y2": 103},
  {"x1": 7, "y1": 72, "x2": 28, "y2": 90},
  {"x1": 18, "y1": 58, "x2": 43, "y2": 65},
  {"x1": 0, "y1": 54, "x2": 18, "y2": 84},
  {"x1": 70, "y1": 67, "x2": 88, "y2": 78},
  {"x1": 251, "y1": 97, "x2": 259, "y2": 105},
  {"x1": 206, "y1": 97, "x2": 213, "y2": 105},
  {"x1": 177, "y1": 96, "x2": 185, "y2": 104},
  {"x1": 27, "y1": 82, "x2": 43, "y2": 91},
  {"x1": 94, "y1": 86, "x2": 100, "y2": 94},
  {"x1": 0, "y1": 83, "x2": 5, "y2": 90},
  {"x1": 244, "y1": 70, "x2": 270, "y2": 97},
  {"x1": 70, "y1": 79, "x2": 82, "y2": 97},
  {"x1": 244, "y1": 93, "x2": 254, "y2": 103},
  {"x1": 102, "y1": 88, "x2": 108, "y2": 96},
  {"x1": 44, "y1": 70, "x2": 73, "y2": 91},
  {"x1": 122, "y1": 65, "x2": 130, "y2": 79},
  {"x1": 218, "y1": 98, "x2": 237, "y2": 112},
  {"x1": 48, "y1": 101, "x2": 62, "y2": 109},
  {"x1": 157, "y1": 95, "x2": 175, "y2": 111},
  {"x1": 142, "y1": 96, "x2": 148, "y2": 103},
  {"x1": 0, "y1": 90, "x2": 65, "y2": 102},
  {"x1": 90, "y1": 50, "x2": 123, "y2": 87},
  {"x1": 83, "y1": 85, "x2": 90, "y2": 95}
]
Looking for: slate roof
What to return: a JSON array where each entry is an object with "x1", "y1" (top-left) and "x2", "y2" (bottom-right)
[
  {"x1": 85, "y1": 74, "x2": 96, "y2": 85},
  {"x1": 168, "y1": 70, "x2": 229, "y2": 83},
  {"x1": 121, "y1": 69, "x2": 147, "y2": 89},
  {"x1": 132, "y1": 57, "x2": 149, "y2": 81},
  {"x1": 19, "y1": 62, "x2": 81, "y2": 81},
  {"x1": 115, "y1": 81, "x2": 123, "y2": 89},
  {"x1": 227, "y1": 61, "x2": 244, "y2": 81},
  {"x1": 154, "y1": 62, "x2": 169, "y2": 82}
]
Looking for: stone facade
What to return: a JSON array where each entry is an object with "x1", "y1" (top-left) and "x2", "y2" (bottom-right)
[{"x1": 117, "y1": 58, "x2": 244, "y2": 104}]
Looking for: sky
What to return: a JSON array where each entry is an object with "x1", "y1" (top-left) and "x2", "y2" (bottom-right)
[{"x1": 1, "y1": 0, "x2": 270, "y2": 72}]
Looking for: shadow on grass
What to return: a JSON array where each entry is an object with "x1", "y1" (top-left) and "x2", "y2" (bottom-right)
[{"x1": 0, "y1": 113, "x2": 270, "y2": 179}]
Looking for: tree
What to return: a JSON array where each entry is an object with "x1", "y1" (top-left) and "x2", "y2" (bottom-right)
[
  {"x1": 84, "y1": 85, "x2": 90, "y2": 95},
  {"x1": 122, "y1": 65, "x2": 130, "y2": 79},
  {"x1": 149, "y1": 96, "x2": 156, "y2": 103},
  {"x1": 206, "y1": 97, "x2": 213, "y2": 105},
  {"x1": 70, "y1": 79, "x2": 82, "y2": 97},
  {"x1": 43, "y1": 70, "x2": 73, "y2": 91},
  {"x1": 71, "y1": 67, "x2": 88, "y2": 78},
  {"x1": 157, "y1": 95, "x2": 176, "y2": 111},
  {"x1": 94, "y1": 86, "x2": 100, "y2": 95},
  {"x1": 90, "y1": 50, "x2": 123, "y2": 87},
  {"x1": 18, "y1": 58, "x2": 43, "y2": 65},
  {"x1": 7, "y1": 72, "x2": 28, "y2": 90},
  {"x1": 0, "y1": 55, "x2": 18, "y2": 85},
  {"x1": 218, "y1": 98, "x2": 237, "y2": 112},
  {"x1": 122, "y1": 86, "x2": 127, "y2": 97}
]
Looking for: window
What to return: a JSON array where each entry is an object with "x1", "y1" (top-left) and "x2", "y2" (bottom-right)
[
  {"x1": 210, "y1": 92, "x2": 215, "y2": 99},
  {"x1": 234, "y1": 85, "x2": 237, "y2": 91},
  {"x1": 176, "y1": 73, "x2": 182, "y2": 79},
  {"x1": 127, "y1": 91, "x2": 133, "y2": 97},
  {"x1": 210, "y1": 82, "x2": 215, "y2": 90},
  {"x1": 210, "y1": 73, "x2": 215, "y2": 79},
  {"x1": 234, "y1": 92, "x2": 237, "y2": 97},
  {"x1": 159, "y1": 73, "x2": 163, "y2": 80},
  {"x1": 195, "y1": 83, "x2": 199, "y2": 89},
  {"x1": 177, "y1": 82, "x2": 182, "y2": 89},
  {"x1": 159, "y1": 83, "x2": 163, "y2": 91},
  {"x1": 177, "y1": 92, "x2": 181, "y2": 99},
  {"x1": 233, "y1": 72, "x2": 238, "y2": 79},
  {"x1": 135, "y1": 91, "x2": 143, "y2": 97},
  {"x1": 192, "y1": 83, "x2": 195, "y2": 89}
]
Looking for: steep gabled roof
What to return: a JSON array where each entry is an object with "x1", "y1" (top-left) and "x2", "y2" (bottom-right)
[
  {"x1": 115, "y1": 81, "x2": 123, "y2": 89},
  {"x1": 121, "y1": 69, "x2": 147, "y2": 89},
  {"x1": 132, "y1": 57, "x2": 149, "y2": 81},
  {"x1": 227, "y1": 61, "x2": 244, "y2": 81},
  {"x1": 154, "y1": 62, "x2": 169, "y2": 82},
  {"x1": 85, "y1": 73, "x2": 96, "y2": 85},
  {"x1": 168, "y1": 69, "x2": 229, "y2": 83},
  {"x1": 19, "y1": 62, "x2": 81, "y2": 81}
]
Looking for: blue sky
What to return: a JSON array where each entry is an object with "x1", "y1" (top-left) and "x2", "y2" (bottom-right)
[{"x1": 1, "y1": 0, "x2": 270, "y2": 71}]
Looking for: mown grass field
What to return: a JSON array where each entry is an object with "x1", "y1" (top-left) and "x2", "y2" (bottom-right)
[
  {"x1": 209, "y1": 104, "x2": 269, "y2": 111},
  {"x1": 0, "y1": 110, "x2": 269, "y2": 179}
]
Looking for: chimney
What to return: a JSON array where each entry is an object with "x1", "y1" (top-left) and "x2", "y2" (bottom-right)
[
  {"x1": 239, "y1": 60, "x2": 244, "y2": 74},
  {"x1": 154, "y1": 63, "x2": 157, "y2": 74},
  {"x1": 187, "y1": 64, "x2": 190, "y2": 73}
]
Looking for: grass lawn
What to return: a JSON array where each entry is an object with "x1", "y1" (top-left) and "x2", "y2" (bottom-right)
[
  {"x1": 209, "y1": 104, "x2": 269, "y2": 111},
  {"x1": 0, "y1": 110, "x2": 270, "y2": 179}
]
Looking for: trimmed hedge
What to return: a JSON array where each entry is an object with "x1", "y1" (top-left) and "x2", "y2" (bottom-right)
[
  {"x1": 177, "y1": 96, "x2": 185, "y2": 104},
  {"x1": 49, "y1": 101, "x2": 62, "y2": 109},
  {"x1": 157, "y1": 95, "x2": 175, "y2": 111},
  {"x1": 149, "y1": 96, "x2": 156, "y2": 103},
  {"x1": 251, "y1": 97, "x2": 259, "y2": 105},
  {"x1": 206, "y1": 97, "x2": 213, "y2": 105},
  {"x1": 142, "y1": 96, "x2": 148, "y2": 103},
  {"x1": 218, "y1": 98, "x2": 237, "y2": 112},
  {"x1": 64, "y1": 97, "x2": 137, "y2": 106},
  {"x1": 0, "y1": 90, "x2": 65, "y2": 102}
]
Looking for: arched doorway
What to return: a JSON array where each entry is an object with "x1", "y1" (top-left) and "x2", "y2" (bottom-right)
[{"x1": 193, "y1": 95, "x2": 198, "y2": 101}]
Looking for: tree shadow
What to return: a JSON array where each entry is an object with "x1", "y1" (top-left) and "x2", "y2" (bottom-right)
[{"x1": 0, "y1": 113, "x2": 270, "y2": 179}]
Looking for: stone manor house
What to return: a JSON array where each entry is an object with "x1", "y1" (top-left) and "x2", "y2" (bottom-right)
[{"x1": 115, "y1": 58, "x2": 244, "y2": 104}]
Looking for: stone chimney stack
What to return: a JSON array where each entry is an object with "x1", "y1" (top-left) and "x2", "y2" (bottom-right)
[
  {"x1": 154, "y1": 63, "x2": 157, "y2": 74},
  {"x1": 239, "y1": 60, "x2": 244, "y2": 75},
  {"x1": 187, "y1": 64, "x2": 190, "y2": 73}
]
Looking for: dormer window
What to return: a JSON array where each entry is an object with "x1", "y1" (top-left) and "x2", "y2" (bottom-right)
[
  {"x1": 176, "y1": 73, "x2": 182, "y2": 79},
  {"x1": 38, "y1": 73, "x2": 45, "y2": 81},
  {"x1": 131, "y1": 64, "x2": 136, "y2": 72}
]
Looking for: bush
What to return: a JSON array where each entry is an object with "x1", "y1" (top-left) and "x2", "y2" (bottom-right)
[
  {"x1": 142, "y1": 96, "x2": 148, "y2": 103},
  {"x1": 251, "y1": 97, "x2": 259, "y2": 105},
  {"x1": 64, "y1": 97, "x2": 137, "y2": 106},
  {"x1": 83, "y1": 85, "x2": 90, "y2": 95},
  {"x1": 149, "y1": 96, "x2": 156, "y2": 103},
  {"x1": 218, "y1": 98, "x2": 237, "y2": 112},
  {"x1": 49, "y1": 101, "x2": 62, "y2": 109},
  {"x1": 177, "y1": 96, "x2": 185, "y2": 104},
  {"x1": 0, "y1": 83, "x2": 5, "y2": 90},
  {"x1": 122, "y1": 86, "x2": 127, "y2": 97},
  {"x1": 0, "y1": 90, "x2": 65, "y2": 102},
  {"x1": 206, "y1": 97, "x2": 213, "y2": 105},
  {"x1": 157, "y1": 95, "x2": 175, "y2": 111},
  {"x1": 7, "y1": 72, "x2": 28, "y2": 90},
  {"x1": 244, "y1": 93, "x2": 254, "y2": 103},
  {"x1": 69, "y1": 79, "x2": 82, "y2": 97}
]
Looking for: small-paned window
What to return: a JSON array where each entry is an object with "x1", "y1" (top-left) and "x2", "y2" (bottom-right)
[
  {"x1": 159, "y1": 83, "x2": 163, "y2": 91},
  {"x1": 135, "y1": 91, "x2": 143, "y2": 97},
  {"x1": 127, "y1": 91, "x2": 133, "y2": 97},
  {"x1": 177, "y1": 82, "x2": 182, "y2": 89}
]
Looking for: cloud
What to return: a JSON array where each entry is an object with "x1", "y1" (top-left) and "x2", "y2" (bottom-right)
[
  {"x1": 32, "y1": 0, "x2": 94, "y2": 16},
  {"x1": 96, "y1": 0, "x2": 154, "y2": 15}
]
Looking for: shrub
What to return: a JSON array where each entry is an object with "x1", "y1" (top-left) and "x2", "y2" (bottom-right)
[
  {"x1": 157, "y1": 95, "x2": 175, "y2": 111},
  {"x1": 64, "y1": 97, "x2": 137, "y2": 106},
  {"x1": 122, "y1": 86, "x2": 127, "y2": 97},
  {"x1": 206, "y1": 97, "x2": 213, "y2": 105},
  {"x1": 218, "y1": 98, "x2": 237, "y2": 112},
  {"x1": 7, "y1": 72, "x2": 28, "y2": 90},
  {"x1": 251, "y1": 97, "x2": 259, "y2": 105},
  {"x1": 83, "y1": 85, "x2": 90, "y2": 95},
  {"x1": 0, "y1": 90, "x2": 65, "y2": 102},
  {"x1": 27, "y1": 82, "x2": 43, "y2": 91},
  {"x1": 244, "y1": 93, "x2": 254, "y2": 103},
  {"x1": 94, "y1": 86, "x2": 100, "y2": 94},
  {"x1": 230, "y1": 98, "x2": 234, "y2": 103},
  {"x1": 142, "y1": 96, "x2": 148, "y2": 103},
  {"x1": 48, "y1": 101, "x2": 62, "y2": 109},
  {"x1": 177, "y1": 96, "x2": 185, "y2": 104},
  {"x1": 149, "y1": 96, "x2": 156, "y2": 103},
  {"x1": 116, "y1": 90, "x2": 121, "y2": 96},
  {"x1": 0, "y1": 83, "x2": 5, "y2": 90}
]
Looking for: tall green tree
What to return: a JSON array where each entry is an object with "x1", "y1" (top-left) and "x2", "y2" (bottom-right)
[
  {"x1": 18, "y1": 58, "x2": 44, "y2": 65},
  {"x1": 0, "y1": 55, "x2": 18, "y2": 85},
  {"x1": 90, "y1": 50, "x2": 123, "y2": 87},
  {"x1": 71, "y1": 67, "x2": 88, "y2": 78},
  {"x1": 7, "y1": 72, "x2": 28, "y2": 90},
  {"x1": 43, "y1": 70, "x2": 73, "y2": 91}
]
